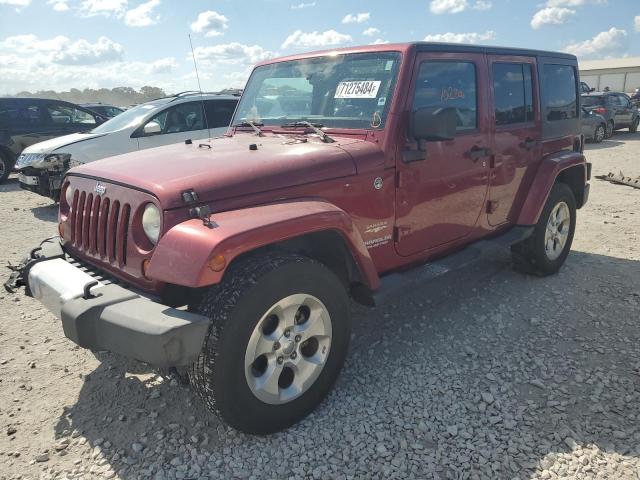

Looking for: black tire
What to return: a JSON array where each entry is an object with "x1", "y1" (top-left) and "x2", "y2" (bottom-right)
[
  {"x1": 593, "y1": 124, "x2": 605, "y2": 143},
  {"x1": 511, "y1": 182, "x2": 576, "y2": 276},
  {"x1": 189, "y1": 252, "x2": 350, "y2": 434},
  {"x1": 0, "y1": 150, "x2": 12, "y2": 184},
  {"x1": 605, "y1": 120, "x2": 614, "y2": 138},
  {"x1": 630, "y1": 117, "x2": 639, "y2": 133}
]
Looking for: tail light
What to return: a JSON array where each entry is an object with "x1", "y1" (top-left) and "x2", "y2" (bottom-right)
[{"x1": 594, "y1": 107, "x2": 607, "y2": 115}]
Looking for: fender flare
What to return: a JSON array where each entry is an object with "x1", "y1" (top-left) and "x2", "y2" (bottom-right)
[
  {"x1": 517, "y1": 150, "x2": 587, "y2": 225},
  {"x1": 147, "y1": 200, "x2": 380, "y2": 290}
]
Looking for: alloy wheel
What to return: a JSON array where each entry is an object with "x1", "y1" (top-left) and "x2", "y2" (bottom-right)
[
  {"x1": 595, "y1": 125, "x2": 605, "y2": 142},
  {"x1": 544, "y1": 201, "x2": 571, "y2": 261},
  {"x1": 244, "y1": 294, "x2": 332, "y2": 405}
]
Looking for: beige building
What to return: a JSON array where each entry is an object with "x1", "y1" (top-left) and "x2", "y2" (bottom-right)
[{"x1": 579, "y1": 57, "x2": 640, "y2": 93}]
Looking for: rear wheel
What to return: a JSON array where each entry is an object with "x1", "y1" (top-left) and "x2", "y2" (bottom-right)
[
  {"x1": 511, "y1": 182, "x2": 576, "y2": 276},
  {"x1": 605, "y1": 120, "x2": 615, "y2": 138},
  {"x1": 593, "y1": 124, "x2": 605, "y2": 143},
  {"x1": 0, "y1": 150, "x2": 12, "y2": 184},
  {"x1": 630, "y1": 117, "x2": 639, "y2": 133},
  {"x1": 189, "y1": 252, "x2": 350, "y2": 434}
]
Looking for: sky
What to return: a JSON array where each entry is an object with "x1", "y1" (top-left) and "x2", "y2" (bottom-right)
[{"x1": 1, "y1": 0, "x2": 639, "y2": 94}]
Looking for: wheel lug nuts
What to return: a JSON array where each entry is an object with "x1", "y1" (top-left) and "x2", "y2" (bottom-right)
[
  {"x1": 273, "y1": 342, "x2": 280, "y2": 351},
  {"x1": 290, "y1": 352, "x2": 297, "y2": 359},
  {"x1": 277, "y1": 356, "x2": 284, "y2": 364},
  {"x1": 284, "y1": 329, "x2": 291, "y2": 338},
  {"x1": 295, "y1": 335, "x2": 301, "y2": 342}
]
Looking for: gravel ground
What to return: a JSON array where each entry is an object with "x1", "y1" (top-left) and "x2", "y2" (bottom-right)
[{"x1": 1, "y1": 133, "x2": 639, "y2": 480}]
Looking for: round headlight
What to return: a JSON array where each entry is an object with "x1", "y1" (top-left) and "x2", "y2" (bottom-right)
[
  {"x1": 65, "y1": 185, "x2": 74, "y2": 206},
  {"x1": 142, "y1": 203, "x2": 161, "y2": 245}
]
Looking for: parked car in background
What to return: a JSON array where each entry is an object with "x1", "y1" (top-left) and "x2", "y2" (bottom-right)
[
  {"x1": 580, "y1": 107, "x2": 606, "y2": 143},
  {"x1": 80, "y1": 103, "x2": 125, "y2": 118},
  {"x1": 15, "y1": 92, "x2": 239, "y2": 200},
  {"x1": 581, "y1": 91, "x2": 640, "y2": 138},
  {"x1": 0, "y1": 98, "x2": 107, "y2": 184},
  {"x1": 631, "y1": 88, "x2": 640, "y2": 108}
]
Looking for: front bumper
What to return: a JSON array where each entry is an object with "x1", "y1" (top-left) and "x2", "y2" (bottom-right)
[
  {"x1": 7, "y1": 239, "x2": 209, "y2": 367},
  {"x1": 18, "y1": 169, "x2": 63, "y2": 199}
]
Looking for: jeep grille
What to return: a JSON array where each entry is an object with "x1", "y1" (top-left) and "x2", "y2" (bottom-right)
[{"x1": 69, "y1": 189, "x2": 130, "y2": 266}]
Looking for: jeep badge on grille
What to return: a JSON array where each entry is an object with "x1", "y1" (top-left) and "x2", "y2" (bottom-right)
[{"x1": 94, "y1": 183, "x2": 106, "y2": 195}]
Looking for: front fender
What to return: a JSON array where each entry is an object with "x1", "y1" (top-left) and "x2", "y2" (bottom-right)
[
  {"x1": 147, "y1": 200, "x2": 380, "y2": 290},
  {"x1": 517, "y1": 151, "x2": 587, "y2": 225}
]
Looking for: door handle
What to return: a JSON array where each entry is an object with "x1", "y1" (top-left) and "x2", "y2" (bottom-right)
[
  {"x1": 519, "y1": 138, "x2": 537, "y2": 150},
  {"x1": 467, "y1": 146, "x2": 491, "y2": 162}
]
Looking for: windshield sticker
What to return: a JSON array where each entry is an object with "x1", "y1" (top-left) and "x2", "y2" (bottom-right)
[
  {"x1": 385, "y1": 61, "x2": 393, "y2": 71},
  {"x1": 335, "y1": 80, "x2": 382, "y2": 99},
  {"x1": 377, "y1": 96, "x2": 386, "y2": 106},
  {"x1": 370, "y1": 111, "x2": 382, "y2": 128}
]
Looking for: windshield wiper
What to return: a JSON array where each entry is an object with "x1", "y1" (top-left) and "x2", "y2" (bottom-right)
[
  {"x1": 280, "y1": 121, "x2": 335, "y2": 143},
  {"x1": 233, "y1": 121, "x2": 264, "y2": 136}
]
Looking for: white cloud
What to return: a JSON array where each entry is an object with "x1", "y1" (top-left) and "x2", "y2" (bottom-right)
[
  {"x1": 530, "y1": 7, "x2": 575, "y2": 29},
  {"x1": 342, "y1": 12, "x2": 370, "y2": 24},
  {"x1": 147, "y1": 57, "x2": 178, "y2": 74},
  {"x1": 79, "y1": 0, "x2": 127, "y2": 17},
  {"x1": 124, "y1": 0, "x2": 159, "y2": 26},
  {"x1": 362, "y1": 27, "x2": 380, "y2": 37},
  {"x1": 635, "y1": 15, "x2": 640, "y2": 32},
  {"x1": 190, "y1": 10, "x2": 228, "y2": 37},
  {"x1": 546, "y1": 0, "x2": 605, "y2": 6},
  {"x1": 1, "y1": 34, "x2": 124, "y2": 64},
  {"x1": 473, "y1": 0, "x2": 491, "y2": 10},
  {"x1": 193, "y1": 43, "x2": 276, "y2": 65},
  {"x1": 0, "y1": 0, "x2": 31, "y2": 5},
  {"x1": 282, "y1": 30, "x2": 352, "y2": 49},
  {"x1": 291, "y1": 1, "x2": 315, "y2": 9},
  {"x1": 565, "y1": 27, "x2": 628, "y2": 58},
  {"x1": 47, "y1": 0, "x2": 69, "y2": 10},
  {"x1": 372, "y1": 39, "x2": 389, "y2": 45},
  {"x1": 430, "y1": 0, "x2": 467, "y2": 14},
  {"x1": 423, "y1": 30, "x2": 495, "y2": 43}
]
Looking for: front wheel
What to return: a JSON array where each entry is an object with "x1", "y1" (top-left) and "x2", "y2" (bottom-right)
[
  {"x1": 594, "y1": 124, "x2": 605, "y2": 143},
  {"x1": 630, "y1": 117, "x2": 639, "y2": 133},
  {"x1": 511, "y1": 183, "x2": 576, "y2": 276},
  {"x1": 189, "y1": 252, "x2": 350, "y2": 434},
  {"x1": 0, "y1": 151, "x2": 12, "y2": 184},
  {"x1": 605, "y1": 120, "x2": 615, "y2": 138}
]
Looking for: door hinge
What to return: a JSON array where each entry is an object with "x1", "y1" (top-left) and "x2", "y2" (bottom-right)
[
  {"x1": 396, "y1": 171, "x2": 410, "y2": 188},
  {"x1": 486, "y1": 200, "x2": 499, "y2": 214},
  {"x1": 393, "y1": 226, "x2": 401, "y2": 242}
]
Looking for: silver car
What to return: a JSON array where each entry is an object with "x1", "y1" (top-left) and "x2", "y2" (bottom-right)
[{"x1": 581, "y1": 107, "x2": 606, "y2": 143}]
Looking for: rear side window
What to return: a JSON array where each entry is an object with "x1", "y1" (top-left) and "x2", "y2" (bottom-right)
[
  {"x1": 0, "y1": 103, "x2": 45, "y2": 129},
  {"x1": 492, "y1": 63, "x2": 534, "y2": 125},
  {"x1": 46, "y1": 103, "x2": 97, "y2": 126},
  {"x1": 581, "y1": 96, "x2": 604, "y2": 107},
  {"x1": 413, "y1": 61, "x2": 477, "y2": 131},
  {"x1": 205, "y1": 99, "x2": 237, "y2": 128},
  {"x1": 542, "y1": 64, "x2": 578, "y2": 122}
]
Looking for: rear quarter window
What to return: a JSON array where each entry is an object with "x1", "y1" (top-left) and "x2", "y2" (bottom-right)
[
  {"x1": 581, "y1": 96, "x2": 604, "y2": 107},
  {"x1": 541, "y1": 62, "x2": 580, "y2": 138}
]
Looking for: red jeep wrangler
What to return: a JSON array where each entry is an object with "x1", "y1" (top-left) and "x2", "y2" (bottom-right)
[{"x1": 7, "y1": 42, "x2": 590, "y2": 434}]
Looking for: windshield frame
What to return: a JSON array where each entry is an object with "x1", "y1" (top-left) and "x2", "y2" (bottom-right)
[{"x1": 232, "y1": 51, "x2": 403, "y2": 132}]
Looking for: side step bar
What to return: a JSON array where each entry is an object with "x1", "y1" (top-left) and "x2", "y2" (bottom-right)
[{"x1": 372, "y1": 226, "x2": 533, "y2": 306}]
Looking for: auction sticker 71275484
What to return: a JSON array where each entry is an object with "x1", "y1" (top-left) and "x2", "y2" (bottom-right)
[{"x1": 334, "y1": 80, "x2": 381, "y2": 99}]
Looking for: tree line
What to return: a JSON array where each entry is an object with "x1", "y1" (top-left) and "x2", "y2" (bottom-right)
[{"x1": 3, "y1": 86, "x2": 168, "y2": 107}]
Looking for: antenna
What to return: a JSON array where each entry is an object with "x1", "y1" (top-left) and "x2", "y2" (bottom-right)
[{"x1": 189, "y1": 34, "x2": 211, "y2": 140}]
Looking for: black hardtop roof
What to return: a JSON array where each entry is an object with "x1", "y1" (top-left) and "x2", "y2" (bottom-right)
[
  {"x1": 582, "y1": 91, "x2": 625, "y2": 96},
  {"x1": 0, "y1": 97, "x2": 79, "y2": 104},
  {"x1": 413, "y1": 42, "x2": 576, "y2": 60}
]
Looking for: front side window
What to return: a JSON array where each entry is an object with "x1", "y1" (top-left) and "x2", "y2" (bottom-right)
[
  {"x1": 492, "y1": 63, "x2": 534, "y2": 125},
  {"x1": 143, "y1": 102, "x2": 205, "y2": 136},
  {"x1": 233, "y1": 52, "x2": 401, "y2": 129},
  {"x1": 47, "y1": 104, "x2": 97, "y2": 126},
  {"x1": 543, "y1": 64, "x2": 577, "y2": 122},
  {"x1": 412, "y1": 61, "x2": 477, "y2": 131},
  {"x1": 0, "y1": 103, "x2": 45, "y2": 128}
]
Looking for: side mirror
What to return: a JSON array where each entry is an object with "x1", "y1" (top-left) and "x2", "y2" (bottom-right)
[
  {"x1": 143, "y1": 120, "x2": 162, "y2": 135},
  {"x1": 410, "y1": 107, "x2": 457, "y2": 141}
]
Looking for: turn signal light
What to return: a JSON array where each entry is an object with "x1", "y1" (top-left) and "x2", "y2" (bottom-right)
[
  {"x1": 208, "y1": 254, "x2": 226, "y2": 272},
  {"x1": 142, "y1": 259, "x2": 151, "y2": 279}
]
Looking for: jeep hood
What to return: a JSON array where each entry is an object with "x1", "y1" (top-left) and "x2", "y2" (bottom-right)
[
  {"x1": 22, "y1": 132, "x2": 107, "y2": 155},
  {"x1": 70, "y1": 134, "x2": 367, "y2": 210}
]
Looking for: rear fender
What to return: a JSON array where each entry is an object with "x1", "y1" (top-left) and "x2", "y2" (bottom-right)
[
  {"x1": 517, "y1": 151, "x2": 587, "y2": 225},
  {"x1": 147, "y1": 200, "x2": 380, "y2": 290}
]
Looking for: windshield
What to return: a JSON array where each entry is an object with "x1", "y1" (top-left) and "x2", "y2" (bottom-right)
[
  {"x1": 90, "y1": 102, "x2": 164, "y2": 134},
  {"x1": 581, "y1": 96, "x2": 604, "y2": 107},
  {"x1": 233, "y1": 52, "x2": 401, "y2": 130}
]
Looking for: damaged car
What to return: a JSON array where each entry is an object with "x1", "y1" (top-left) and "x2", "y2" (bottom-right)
[{"x1": 15, "y1": 92, "x2": 239, "y2": 200}]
